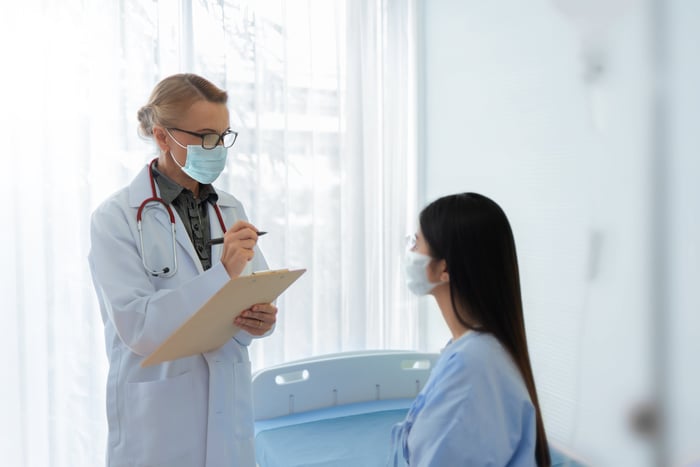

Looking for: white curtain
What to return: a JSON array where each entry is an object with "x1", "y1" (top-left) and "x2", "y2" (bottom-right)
[{"x1": 0, "y1": 0, "x2": 418, "y2": 466}]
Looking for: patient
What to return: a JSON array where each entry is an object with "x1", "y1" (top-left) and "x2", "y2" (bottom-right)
[{"x1": 390, "y1": 193, "x2": 550, "y2": 466}]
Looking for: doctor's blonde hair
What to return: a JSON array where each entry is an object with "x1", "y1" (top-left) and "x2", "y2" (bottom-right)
[{"x1": 137, "y1": 73, "x2": 228, "y2": 137}]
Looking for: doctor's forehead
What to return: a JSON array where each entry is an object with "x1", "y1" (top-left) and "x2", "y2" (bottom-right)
[{"x1": 178, "y1": 100, "x2": 230, "y2": 131}]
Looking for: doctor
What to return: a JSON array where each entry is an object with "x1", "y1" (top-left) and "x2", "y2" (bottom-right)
[{"x1": 89, "y1": 73, "x2": 276, "y2": 467}]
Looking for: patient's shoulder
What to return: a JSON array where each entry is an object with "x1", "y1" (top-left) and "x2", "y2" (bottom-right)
[{"x1": 443, "y1": 332, "x2": 520, "y2": 382}]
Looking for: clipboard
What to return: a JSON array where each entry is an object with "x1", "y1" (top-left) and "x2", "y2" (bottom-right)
[{"x1": 141, "y1": 268, "x2": 306, "y2": 367}]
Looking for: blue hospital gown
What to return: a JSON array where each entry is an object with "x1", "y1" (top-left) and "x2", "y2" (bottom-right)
[{"x1": 389, "y1": 331, "x2": 538, "y2": 466}]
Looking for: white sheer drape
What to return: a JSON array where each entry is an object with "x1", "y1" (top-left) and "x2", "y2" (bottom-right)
[
  {"x1": 0, "y1": 0, "x2": 418, "y2": 466},
  {"x1": 340, "y1": 0, "x2": 420, "y2": 351}
]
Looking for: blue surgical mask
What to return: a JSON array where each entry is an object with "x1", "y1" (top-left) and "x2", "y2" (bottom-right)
[{"x1": 167, "y1": 130, "x2": 228, "y2": 184}]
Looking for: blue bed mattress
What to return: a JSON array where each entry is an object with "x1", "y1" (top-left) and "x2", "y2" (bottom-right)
[{"x1": 255, "y1": 399, "x2": 585, "y2": 467}]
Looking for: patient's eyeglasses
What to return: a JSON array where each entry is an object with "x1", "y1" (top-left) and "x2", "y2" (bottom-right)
[{"x1": 405, "y1": 233, "x2": 417, "y2": 251}]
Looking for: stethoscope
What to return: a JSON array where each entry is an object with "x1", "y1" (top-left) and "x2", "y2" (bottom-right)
[{"x1": 136, "y1": 158, "x2": 227, "y2": 277}]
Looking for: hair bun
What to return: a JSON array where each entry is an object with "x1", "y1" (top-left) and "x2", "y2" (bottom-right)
[{"x1": 137, "y1": 105, "x2": 154, "y2": 137}]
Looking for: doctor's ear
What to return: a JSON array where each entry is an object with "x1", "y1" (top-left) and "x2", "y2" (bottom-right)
[{"x1": 152, "y1": 126, "x2": 170, "y2": 152}]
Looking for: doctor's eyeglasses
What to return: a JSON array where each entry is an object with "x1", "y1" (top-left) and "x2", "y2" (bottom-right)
[{"x1": 168, "y1": 127, "x2": 238, "y2": 149}]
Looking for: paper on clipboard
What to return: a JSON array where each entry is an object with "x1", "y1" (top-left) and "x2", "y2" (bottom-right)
[{"x1": 141, "y1": 268, "x2": 305, "y2": 367}]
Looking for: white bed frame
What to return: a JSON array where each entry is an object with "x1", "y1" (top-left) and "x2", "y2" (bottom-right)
[
  {"x1": 252, "y1": 350, "x2": 590, "y2": 466},
  {"x1": 252, "y1": 350, "x2": 440, "y2": 421}
]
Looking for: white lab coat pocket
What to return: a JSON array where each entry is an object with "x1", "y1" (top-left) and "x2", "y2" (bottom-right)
[{"x1": 125, "y1": 371, "x2": 197, "y2": 467}]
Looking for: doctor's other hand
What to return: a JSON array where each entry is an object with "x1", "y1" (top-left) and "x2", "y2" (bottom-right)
[
  {"x1": 220, "y1": 220, "x2": 260, "y2": 278},
  {"x1": 235, "y1": 303, "x2": 278, "y2": 336}
]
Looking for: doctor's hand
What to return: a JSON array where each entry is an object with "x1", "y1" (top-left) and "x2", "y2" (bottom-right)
[
  {"x1": 234, "y1": 303, "x2": 278, "y2": 336},
  {"x1": 220, "y1": 220, "x2": 260, "y2": 278}
]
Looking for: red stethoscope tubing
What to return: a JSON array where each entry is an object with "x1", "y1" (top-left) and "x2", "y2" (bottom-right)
[{"x1": 136, "y1": 158, "x2": 227, "y2": 277}]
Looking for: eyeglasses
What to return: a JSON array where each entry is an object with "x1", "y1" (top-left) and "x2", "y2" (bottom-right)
[
  {"x1": 168, "y1": 127, "x2": 238, "y2": 149},
  {"x1": 405, "y1": 233, "x2": 417, "y2": 251}
]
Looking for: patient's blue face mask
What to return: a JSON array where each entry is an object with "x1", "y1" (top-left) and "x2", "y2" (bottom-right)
[{"x1": 167, "y1": 129, "x2": 228, "y2": 184}]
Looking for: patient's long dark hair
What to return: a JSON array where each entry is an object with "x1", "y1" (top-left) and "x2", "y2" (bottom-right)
[{"x1": 420, "y1": 192, "x2": 550, "y2": 467}]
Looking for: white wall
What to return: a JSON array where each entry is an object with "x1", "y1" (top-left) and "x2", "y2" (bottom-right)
[
  {"x1": 418, "y1": 0, "x2": 700, "y2": 465},
  {"x1": 666, "y1": 1, "x2": 700, "y2": 464}
]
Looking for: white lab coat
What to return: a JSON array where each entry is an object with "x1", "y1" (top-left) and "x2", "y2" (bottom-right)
[{"x1": 88, "y1": 163, "x2": 269, "y2": 467}]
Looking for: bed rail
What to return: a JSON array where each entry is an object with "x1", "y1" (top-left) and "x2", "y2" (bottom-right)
[{"x1": 252, "y1": 350, "x2": 439, "y2": 420}]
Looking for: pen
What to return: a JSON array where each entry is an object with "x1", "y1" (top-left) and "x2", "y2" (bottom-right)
[{"x1": 207, "y1": 231, "x2": 267, "y2": 246}]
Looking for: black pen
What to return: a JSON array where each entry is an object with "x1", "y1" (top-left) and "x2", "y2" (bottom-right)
[{"x1": 207, "y1": 231, "x2": 267, "y2": 246}]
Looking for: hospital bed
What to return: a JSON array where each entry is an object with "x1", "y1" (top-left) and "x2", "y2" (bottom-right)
[{"x1": 253, "y1": 350, "x2": 587, "y2": 466}]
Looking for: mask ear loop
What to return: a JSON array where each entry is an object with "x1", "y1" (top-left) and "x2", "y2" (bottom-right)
[
  {"x1": 165, "y1": 128, "x2": 187, "y2": 149},
  {"x1": 168, "y1": 150, "x2": 185, "y2": 169},
  {"x1": 164, "y1": 129, "x2": 188, "y2": 169}
]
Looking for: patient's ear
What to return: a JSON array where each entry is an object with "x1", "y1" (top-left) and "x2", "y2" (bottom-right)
[{"x1": 438, "y1": 259, "x2": 449, "y2": 282}]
